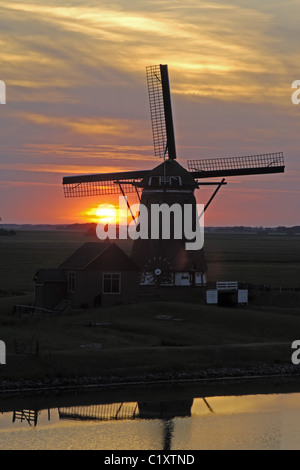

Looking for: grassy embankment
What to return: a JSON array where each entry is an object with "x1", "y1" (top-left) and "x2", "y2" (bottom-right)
[{"x1": 0, "y1": 229, "x2": 300, "y2": 383}]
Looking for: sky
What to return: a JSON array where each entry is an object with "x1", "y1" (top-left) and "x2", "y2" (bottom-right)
[{"x1": 0, "y1": 0, "x2": 299, "y2": 226}]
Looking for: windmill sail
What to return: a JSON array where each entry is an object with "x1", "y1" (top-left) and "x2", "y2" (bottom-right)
[
  {"x1": 188, "y1": 152, "x2": 285, "y2": 178},
  {"x1": 63, "y1": 170, "x2": 148, "y2": 197},
  {"x1": 146, "y1": 64, "x2": 176, "y2": 160}
]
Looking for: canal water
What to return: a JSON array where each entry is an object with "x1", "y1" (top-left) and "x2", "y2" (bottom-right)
[{"x1": 1, "y1": 383, "x2": 300, "y2": 450}]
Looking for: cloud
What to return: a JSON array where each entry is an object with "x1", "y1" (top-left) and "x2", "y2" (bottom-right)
[
  {"x1": 22, "y1": 113, "x2": 134, "y2": 136},
  {"x1": 1, "y1": 1, "x2": 296, "y2": 103}
]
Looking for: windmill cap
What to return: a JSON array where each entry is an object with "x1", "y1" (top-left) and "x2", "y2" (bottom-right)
[{"x1": 139, "y1": 159, "x2": 198, "y2": 189}]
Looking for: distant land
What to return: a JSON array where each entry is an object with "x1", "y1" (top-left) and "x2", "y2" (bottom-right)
[{"x1": 0, "y1": 223, "x2": 299, "y2": 235}]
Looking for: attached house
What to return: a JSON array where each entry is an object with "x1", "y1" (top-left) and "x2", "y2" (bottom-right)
[{"x1": 34, "y1": 241, "x2": 140, "y2": 310}]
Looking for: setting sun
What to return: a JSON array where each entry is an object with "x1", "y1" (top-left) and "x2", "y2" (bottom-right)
[
  {"x1": 81, "y1": 203, "x2": 130, "y2": 225},
  {"x1": 95, "y1": 206, "x2": 116, "y2": 223},
  {"x1": 82, "y1": 204, "x2": 117, "y2": 224}
]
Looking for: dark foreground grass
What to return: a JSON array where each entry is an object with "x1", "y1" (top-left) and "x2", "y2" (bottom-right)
[{"x1": 1, "y1": 297, "x2": 300, "y2": 383}]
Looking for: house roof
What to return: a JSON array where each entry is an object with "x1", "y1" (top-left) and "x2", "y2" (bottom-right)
[
  {"x1": 59, "y1": 241, "x2": 109, "y2": 269},
  {"x1": 59, "y1": 241, "x2": 139, "y2": 271}
]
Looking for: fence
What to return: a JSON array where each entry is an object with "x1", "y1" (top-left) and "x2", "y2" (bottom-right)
[
  {"x1": 12, "y1": 304, "x2": 52, "y2": 316},
  {"x1": 14, "y1": 336, "x2": 39, "y2": 355}
]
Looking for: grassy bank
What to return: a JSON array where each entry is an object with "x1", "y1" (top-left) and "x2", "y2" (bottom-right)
[{"x1": 1, "y1": 297, "x2": 300, "y2": 383}]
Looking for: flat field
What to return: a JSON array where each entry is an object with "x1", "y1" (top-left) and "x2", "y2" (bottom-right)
[
  {"x1": 205, "y1": 233, "x2": 300, "y2": 289},
  {"x1": 0, "y1": 229, "x2": 300, "y2": 384}
]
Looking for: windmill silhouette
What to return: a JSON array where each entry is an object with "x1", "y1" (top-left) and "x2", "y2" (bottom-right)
[{"x1": 63, "y1": 64, "x2": 285, "y2": 286}]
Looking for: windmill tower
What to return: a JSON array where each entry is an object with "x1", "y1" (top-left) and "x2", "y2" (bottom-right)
[{"x1": 63, "y1": 64, "x2": 285, "y2": 287}]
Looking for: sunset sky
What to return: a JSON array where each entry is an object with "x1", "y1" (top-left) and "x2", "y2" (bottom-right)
[{"x1": 0, "y1": 0, "x2": 299, "y2": 226}]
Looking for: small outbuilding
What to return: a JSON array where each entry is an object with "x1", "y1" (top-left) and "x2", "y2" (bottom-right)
[
  {"x1": 34, "y1": 241, "x2": 140, "y2": 310},
  {"x1": 206, "y1": 281, "x2": 248, "y2": 307},
  {"x1": 34, "y1": 268, "x2": 68, "y2": 311}
]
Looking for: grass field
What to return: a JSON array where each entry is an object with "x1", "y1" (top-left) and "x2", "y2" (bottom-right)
[
  {"x1": 0, "y1": 229, "x2": 300, "y2": 384},
  {"x1": 204, "y1": 233, "x2": 300, "y2": 288}
]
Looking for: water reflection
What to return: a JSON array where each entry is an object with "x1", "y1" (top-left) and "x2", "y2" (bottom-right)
[
  {"x1": 2, "y1": 382, "x2": 300, "y2": 450},
  {"x1": 11, "y1": 399, "x2": 197, "y2": 450},
  {"x1": 12, "y1": 410, "x2": 40, "y2": 427},
  {"x1": 59, "y1": 402, "x2": 139, "y2": 422}
]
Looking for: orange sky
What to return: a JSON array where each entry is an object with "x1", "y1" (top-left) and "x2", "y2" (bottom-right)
[{"x1": 0, "y1": 1, "x2": 299, "y2": 226}]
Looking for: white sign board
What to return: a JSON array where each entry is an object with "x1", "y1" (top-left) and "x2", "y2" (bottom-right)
[
  {"x1": 238, "y1": 290, "x2": 248, "y2": 304},
  {"x1": 206, "y1": 290, "x2": 218, "y2": 304}
]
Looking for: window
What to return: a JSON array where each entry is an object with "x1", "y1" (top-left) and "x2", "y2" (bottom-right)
[
  {"x1": 103, "y1": 273, "x2": 121, "y2": 294},
  {"x1": 68, "y1": 271, "x2": 75, "y2": 293}
]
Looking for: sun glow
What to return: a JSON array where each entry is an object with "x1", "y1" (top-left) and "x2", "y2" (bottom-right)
[
  {"x1": 83, "y1": 205, "x2": 117, "y2": 224},
  {"x1": 82, "y1": 203, "x2": 129, "y2": 225}
]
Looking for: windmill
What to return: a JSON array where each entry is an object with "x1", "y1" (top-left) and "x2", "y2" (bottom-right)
[{"x1": 63, "y1": 64, "x2": 285, "y2": 287}]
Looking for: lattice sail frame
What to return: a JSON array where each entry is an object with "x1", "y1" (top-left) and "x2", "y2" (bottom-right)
[
  {"x1": 188, "y1": 152, "x2": 285, "y2": 178},
  {"x1": 146, "y1": 64, "x2": 176, "y2": 160},
  {"x1": 146, "y1": 65, "x2": 166, "y2": 158},
  {"x1": 63, "y1": 171, "x2": 146, "y2": 198},
  {"x1": 63, "y1": 179, "x2": 142, "y2": 198}
]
